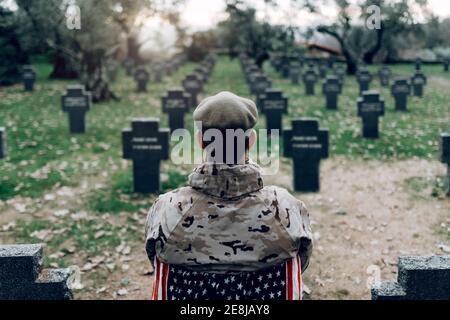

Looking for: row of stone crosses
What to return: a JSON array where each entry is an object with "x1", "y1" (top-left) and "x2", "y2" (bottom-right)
[{"x1": 238, "y1": 53, "x2": 450, "y2": 197}]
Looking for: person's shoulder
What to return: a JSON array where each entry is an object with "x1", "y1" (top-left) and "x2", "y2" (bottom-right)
[
  {"x1": 259, "y1": 185, "x2": 304, "y2": 207},
  {"x1": 152, "y1": 187, "x2": 203, "y2": 215}
]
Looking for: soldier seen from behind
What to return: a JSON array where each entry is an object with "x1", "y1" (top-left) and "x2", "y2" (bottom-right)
[{"x1": 145, "y1": 91, "x2": 313, "y2": 300}]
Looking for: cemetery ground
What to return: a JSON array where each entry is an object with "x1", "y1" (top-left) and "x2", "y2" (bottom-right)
[{"x1": 0, "y1": 56, "x2": 449, "y2": 300}]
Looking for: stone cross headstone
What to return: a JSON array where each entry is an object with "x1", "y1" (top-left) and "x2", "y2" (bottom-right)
[
  {"x1": 303, "y1": 68, "x2": 318, "y2": 96},
  {"x1": 391, "y1": 78, "x2": 411, "y2": 112},
  {"x1": 259, "y1": 90, "x2": 288, "y2": 133},
  {"x1": 334, "y1": 65, "x2": 346, "y2": 85},
  {"x1": 22, "y1": 65, "x2": 36, "y2": 92},
  {"x1": 61, "y1": 85, "x2": 92, "y2": 134},
  {"x1": 411, "y1": 71, "x2": 427, "y2": 97},
  {"x1": 0, "y1": 128, "x2": 6, "y2": 159},
  {"x1": 284, "y1": 118, "x2": 329, "y2": 192},
  {"x1": 162, "y1": 89, "x2": 191, "y2": 132},
  {"x1": 251, "y1": 75, "x2": 272, "y2": 97},
  {"x1": 372, "y1": 255, "x2": 450, "y2": 300},
  {"x1": 322, "y1": 75, "x2": 342, "y2": 110},
  {"x1": 123, "y1": 59, "x2": 134, "y2": 76},
  {"x1": 379, "y1": 65, "x2": 391, "y2": 87},
  {"x1": 318, "y1": 62, "x2": 328, "y2": 78},
  {"x1": 280, "y1": 57, "x2": 290, "y2": 78},
  {"x1": 290, "y1": 63, "x2": 302, "y2": 85},
  {"x1": 357, "y1": 91, "x2": 385, "y2": 139},
  {"x1": 0, "y1": 244, "x2": 73, "y2": 300},
  {"x1": 415, "y1": 58, "x2": 422, "y2": 71},
  {"x1": 441, "y1": 131, "x2": 450, "y2": 197},
  {"x1": 122, "y1": 118, "x2": 170, "y2": 194},
  {"x1": 182, "y1": 74, "x2": 202, "y2": 108},
  {"x1": 134, "y1": 68, "x2": 150, "y2": 93},
  {"x1": 356, "y1": 68, "x2": 373, "y2": 94}
]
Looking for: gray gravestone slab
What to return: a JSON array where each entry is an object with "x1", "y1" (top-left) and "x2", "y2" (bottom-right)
[
  {"x1": 0, "y1": 244, "x2": 73, "y2": 300},
  {"x1": 0, "y1": 128, "x2": 6, "y2": 159},
  {"x1": 379, "y1": 65, "x2": 391, "y2": 87},
  {"x1": 391, "y1": 78, "x2": 411, "y2": 112},
  {"x1": 303, "y1": 68, "x2": 318, "y2": 96},
  {"x1": 290, "y1": 64, "x2": 302, "y2": 85},
  {"x1": 322, "y1": 75, "x2": 342, "y2": 110},
  {"x1": 251, "y1": 75, "x2": 272, "y2": 97},
  {"x1": 259, "y1": 90, "x2": 288, "y2": 133},
  {"x1": 61, "y1": 85, "x2": 92, "y2": 134},
  {"x1": 357, "y1": 91, "x2": 385, "y2": 139},
  {"x1": 22, "y1": 65, "x2": 36, "y2": 92},
  {"x1": 134, "y1": 68, "x2": 150, "y2": 93},
  {"x1": 123, "y1": 59, "x2": 134, "y2": 76},
  {"x1": 194, "y1": 67, "x2": 207, "y2": 86},
  {"x1": 280, "y1": 58, "x2": 290, "y2": 78},
  {"x1": 372, "y1": 255, "x2": 450, "y2": 300},
  {"x1": 415, "y1": 58, "x2": 422, "y2": 71},
  {"x1": 162, "y1": 89, "x2": 191, "y2": 132},
  {"x1": 318, "y1": 62, "x2": 328, "y2": 78},
  {"x1": 441, "y1": 132, "x2": 450, "y2": 196},
  {"x1": 122, "y1": 118, "x2": 170, "y2": 194},
  {"x1": 334, "y1": 65, "x2": 346, "y2": 85},
  {"x1": 411, "y1": 71, "x2": 427, "y2": 97},
  {"x1": 182, "y1": 75, "x2": 202, "y2": 108},
  {"x1": 444, "y1": 59, "x2": 449, "y2": 72},
  {"x1": 356, "y1": 68, "x2": 373, "y2": 93},
  {"x1": 284, "y1": 118, "x2": 329, "y2": 192}
]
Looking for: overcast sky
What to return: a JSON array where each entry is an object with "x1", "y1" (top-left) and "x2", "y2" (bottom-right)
[{"x1": 179, "y1": 0, "x2": 450, "y2": 31}]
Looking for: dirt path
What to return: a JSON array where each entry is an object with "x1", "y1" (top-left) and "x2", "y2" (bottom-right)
[
  {"x1": 266, "y1": 157, "x2": 450, "y2": 300},
  {"x1": 85, "y1": 157, "x2": 449, "y2": 300}
]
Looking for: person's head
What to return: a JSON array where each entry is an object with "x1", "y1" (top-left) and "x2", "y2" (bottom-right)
[{"x1": 193, "y1": 91, "x2": 258, "y2": 165}]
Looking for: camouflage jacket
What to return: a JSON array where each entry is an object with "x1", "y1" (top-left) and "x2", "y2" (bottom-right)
[{"x1": 145, "y1": 162, "x2": 313, "y2": 273}]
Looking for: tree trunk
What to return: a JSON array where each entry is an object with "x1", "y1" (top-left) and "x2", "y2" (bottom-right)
[
  {"x1": 82, "y1": 51, "x2": 119, "y2": 103},
  {"x1": 363, "y1": 26, "x2": 385, "y2": 64},
  {"x1": 49, "y1": 50, "x2": 78, "y2": 79}
]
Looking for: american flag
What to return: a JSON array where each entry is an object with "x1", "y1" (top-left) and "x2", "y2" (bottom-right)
[{"x1": 152, "y1": 256, "x2": 302, "y2": 300}]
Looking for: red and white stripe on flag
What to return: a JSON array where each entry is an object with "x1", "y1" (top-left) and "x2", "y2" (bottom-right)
[
  {"x1": 152, "y1": 257, "x2": 169, "y2": 300},
  {"x1": 286, "y1": 255, "x2": 303, "y2": 300}
]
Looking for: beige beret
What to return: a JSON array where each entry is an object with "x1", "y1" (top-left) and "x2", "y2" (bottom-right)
[{"x1": 194, "y1": 91, "x2": 258, "y2": 130}]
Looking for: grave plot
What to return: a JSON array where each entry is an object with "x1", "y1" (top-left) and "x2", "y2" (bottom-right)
[
  {"x1": 391, "y1": 78, "x2": 411, "y2": 112},
  {"x1": 372, "y1": 255, "x2": 450, "y2": 300},
  {"x1": 356, "y1": 67, "x2": 373, "y2": 94},
  {"x1": 378, "y1": 65, "x2": 391, "y2": 87},
  {"x1": 0, "y1": 244, "x2": 73, "y2": 300},
  {"x1": 259, "y1": 89, "x2": 288, "y2": 133},
  {"x1": 122, "y1": 118, "x2": 170, "y2": 194},
  {"x1": 357, "y1": 91, "x2": 385, "y2": 139},
  {"x1": 411, "y1": 70, "x2": 427, "y2": 97},
  {"x1": 182, "y1": 74, "x2": 202, "y2": 108},
  {"x1": 134, "y1": 68, "x2": 150, "y2": 93},
  {"x1": 322, "y1": 75, "x2": 342, "y2": 110},
  {"x1": 61, "y1": 85, "x2": 92, "y2": 134},
  {"x1": 283, "y1": 118, "x2": 329, "y2": 192},
  {"x1": 22, "y1": 65, "x2": 36, "y2": 92},
  {"x1": 162, "y1": 89, "x2": 191, "y2": 132},
  {"x1": 303, "y1": 67, "x2": 318, "y2": 96}
]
